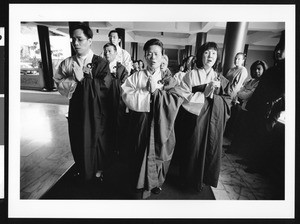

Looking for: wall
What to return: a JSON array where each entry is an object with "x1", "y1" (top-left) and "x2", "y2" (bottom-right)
[{"x1": 245, "y1": 49, "x2": 274, "y2": 74}]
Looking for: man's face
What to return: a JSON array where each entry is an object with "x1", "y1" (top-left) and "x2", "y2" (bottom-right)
[
  {"x1": 104, "y1": 46, "x2": 117, "y2": 63},
  {"x1": 109, "y1": 32, "x2": 120, "y2": 46},
  {"x1": 145, "y1": 45, "x2": 163, "y2": 70},
  {"x1": 71, "y1": 29, "x2": 92, "y2": 56}
]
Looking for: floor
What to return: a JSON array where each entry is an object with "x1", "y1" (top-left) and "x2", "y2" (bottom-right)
[{"x1": 20, "y1": 90, "x2": 284, "y2": 200}]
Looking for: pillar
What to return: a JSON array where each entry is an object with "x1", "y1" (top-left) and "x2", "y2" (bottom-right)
[
  {"x1": 221, "y1": 22, "x2": 249, "y2": 76},
  {"x1": 195, "y1": 32, "x2": 207, "y2": 56},
  {"x1": 131, "y1": 42, "x2": 138, "y2": 61},
  {"x1": 37, "y1": 25, "x2": 55, "y2": 91},
  {"x1": 116, "y1": 28, "x2": 125, "y2": 49}
]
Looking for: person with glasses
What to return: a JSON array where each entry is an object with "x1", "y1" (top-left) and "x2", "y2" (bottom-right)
[
  {"x1": 53, "y1": 23, "x2": 112, "y2": 182},
  {"x1": 121, "y1": 38, "x2": 183, "y2": 199}
]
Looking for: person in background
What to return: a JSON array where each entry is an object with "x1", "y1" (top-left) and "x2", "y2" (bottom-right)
[
  {"x1": 160, "y1": 54, "x2": 172, "y2": 77},
  {"x1": 138, "y1": 59, "x2": 145, "y2": 71},
  {"x1": 108, "y1": 29, "x2": 132, "y2": 74},
  {"x1": 130, "y1": 60, "x2": 140, "y2": 75},
  {"x1": 174, "y1": 42, "x2": 232, "y2": 192},
  {"x1": 103, "y1": 42, "x2": 129, "y2": 158},
  {"x1": 53, "y1": 23, "x2": 112, "y2": 182},
  {"x1": 173, "y1": 55, "x2": 196, "y2": 85},
  {"x1": 225, "y1": 60, "x2": 268, "y2": 154},
  {"x1": 121, "y1": 38, "x2": 183, "y2": 199},
  {"x1": 226, "y1": 52, "x2": 248, "y2": 101},
  {"x1": 239, "y1": 31, "x2": 285, "y2": 174},
  {"x1": 223, "y1": 52, "x2": 248, "y2": 141}
]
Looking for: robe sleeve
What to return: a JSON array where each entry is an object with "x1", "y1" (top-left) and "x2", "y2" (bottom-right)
[
  {"x1": 121, "y1": 72, "x2": 151, "y2": 112},
  {"x1": 237, "y1": 80, "x2": 258, "y2": 101},
  {"x1": 53, "y1": 59, "x2": 77, "y2": 99},
  {"x1": 176, "y1": 71, "x2": 205, "y2": 104}
]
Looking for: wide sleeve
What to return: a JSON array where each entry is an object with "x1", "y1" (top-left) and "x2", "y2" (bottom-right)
[
  {"x1": 53, "y1": 59, "x2": 77, "y2": 99},
  {"x1": 237, "y1": 80, "x2": 258, "y2": 101},
  {"x1": 121, "y1": 73, "x2": 151, "y2": 112},
  {"x1": 176, "y1": 71, "x2": 205, "y2": 104}
]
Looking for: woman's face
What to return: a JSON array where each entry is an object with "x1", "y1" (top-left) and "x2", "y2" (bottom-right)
[
  {"x1": 235, "y1": 54, "x2": 245, "y2": 67},
  {"x1": 254, "y1": 64, "x2": 264, "y2": 78},
  {"x1": 145, "y1": 45, "x2": 163, "y2": 70},
  {"x1": 202, "y1": 48, "x2": 217, "y2": 69}
]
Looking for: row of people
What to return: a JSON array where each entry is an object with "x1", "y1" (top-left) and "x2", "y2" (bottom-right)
[{"x1": 54, "y1": 23, "x2": 285, "y2": 199}]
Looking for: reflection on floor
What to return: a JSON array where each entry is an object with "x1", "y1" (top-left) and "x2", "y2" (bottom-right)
[{"x1": 20, "y1": 91, "x2": 284, "y2": 200}]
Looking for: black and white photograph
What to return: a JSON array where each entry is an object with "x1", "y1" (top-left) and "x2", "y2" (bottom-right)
[{"x1": 7, "y1": 3, "x2": 295, "y2": 220}]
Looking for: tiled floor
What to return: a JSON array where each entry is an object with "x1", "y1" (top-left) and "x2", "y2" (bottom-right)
[
  {"x1": 19, "y1": 90, "x2": 284, "y2": 200},
  {"x1": 212, "y1": 137, "x2": 284, "y2": 200}
]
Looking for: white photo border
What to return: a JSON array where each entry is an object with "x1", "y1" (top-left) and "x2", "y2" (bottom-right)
[{"x1": 9, "y1": 4, "x2": 295, "y2": 219}]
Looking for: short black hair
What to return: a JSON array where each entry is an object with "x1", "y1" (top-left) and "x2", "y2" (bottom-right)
[
  {"x1": 70, "y1": 23, "x2": 93, "y2": 39},
  {"x1": 143, "y1": 38, "x2": 164, "y2": 55},
  {"x1": 103, "y1": 42, "x2": 117, "y2": 51},
  {"x1": 195, "y1": 42, "x2": 219, "y2": 70},
  {"x1": 108, "y1": 30, "x2": 120, "y2": 38}
]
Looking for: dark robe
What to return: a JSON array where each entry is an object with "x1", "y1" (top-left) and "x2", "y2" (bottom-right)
[
  {"x1": 175, "y1": 75, "x2": 232, "y2": 189},
  {"x1": 68, "y1": 55, "x2": 112, "y2": 180},
  {"x1": 126, "y1": 74, "x2": 183, "y2": 198},
  {"x1": 110, "y1": 62, "x2": 129, "y2": 154}
]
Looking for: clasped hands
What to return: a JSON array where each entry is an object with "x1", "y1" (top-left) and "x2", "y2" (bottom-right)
[
  {"x1": 147, "y1": 76, "x2": 161, "y2": 94},
  {"x1": 204, "y1": 80, "x2": 221, "y2": 98}
]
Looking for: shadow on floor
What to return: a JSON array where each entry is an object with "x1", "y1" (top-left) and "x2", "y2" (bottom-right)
[{"x1": 41, "y1": 156, "x2": 215, "y2": 200}]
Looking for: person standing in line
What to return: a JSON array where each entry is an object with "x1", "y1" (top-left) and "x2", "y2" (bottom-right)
[
  {"x1": 160, "y1": 54, "x2": 172, "y2": 77},
  {"x1": 53, "y1": 23, "x2": 112, "y2": 181},
  {"x1": 121, "y1": 38, "x2": 183, "y2": 199},
  {"x1": 107, "y1": 29, "x2": 132, "y2": 74},
  {"x1": 103, "y1": 42, "x2": 129, "y2": 158},
  {"x1": 138, "y1": 59, "x2": 145, "y2": 71},
  {"x1": 130, "y1": 60, "x2": 140, "y2": 75},
  {"x1": 174, "y1": 42, "x2": 232, "y2": 192}
]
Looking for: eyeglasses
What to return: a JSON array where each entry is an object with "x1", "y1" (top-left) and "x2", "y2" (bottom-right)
[{"x1": 71, "y1": 38, "x2": 88, "y2": 44}]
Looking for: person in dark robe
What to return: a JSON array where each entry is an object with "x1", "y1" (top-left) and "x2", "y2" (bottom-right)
[
  {"x1": 103, "y1": 42, "x2": 129, "y2": 158},
  {"x1": 236, "y1": 31, "x2": 285, "y2": 174},
  {"x1": 121, "y1": 39, "x2": 183, "y2": 199},
  {"x1": 53, "y1": 23, "x2": 112, "y2": 181},
  {"x1": 174, "y1": 42, "x2": 232, "y2": 192}
]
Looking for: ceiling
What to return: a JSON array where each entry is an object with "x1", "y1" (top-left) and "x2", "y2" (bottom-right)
[{"x1": 22, "y1": 21, "x2": 285, "y2": 51}]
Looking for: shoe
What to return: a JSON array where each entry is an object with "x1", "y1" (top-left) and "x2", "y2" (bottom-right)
[
  {"x1": 196, "y1": 183, "x2": 204, "y2": 193},
  {"x1": 72, "y1": 171, "x2": 80, "y2": 178},
  {"x1": 95, "y1": 171, "x2": 104, "y2": 182},
  {"x1": 151, "y1": 187, "x2": 162, "y2": 194}
]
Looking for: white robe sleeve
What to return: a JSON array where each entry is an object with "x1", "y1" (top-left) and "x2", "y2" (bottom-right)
[
  {"x1": 53, "y1": 59, "x2": 77, "y2": 99},
  {"x1": 121, "y1": 72, "x2": 151, "y2": 112}
]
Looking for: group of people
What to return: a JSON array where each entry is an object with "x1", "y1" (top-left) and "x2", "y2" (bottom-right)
[{"x1": 53, "y1": 23, "x2": 285, "y2": 199}]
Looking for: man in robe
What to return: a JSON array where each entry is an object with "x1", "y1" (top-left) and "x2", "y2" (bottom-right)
[
  {"x1": 106, "y1": 29, "x2": 132, "y2": 74},
  {"x1": 121, "y1": 39, "x2": 183, "y2": 199},
  {"x1": 103, "y1": 42, "x2": 129, "y2": 158},
  {"x1": 53, "y1": 23, "x2": 112, "y2": 181}
]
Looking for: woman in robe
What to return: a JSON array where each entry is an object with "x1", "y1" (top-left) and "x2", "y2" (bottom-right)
[
  {"x1": 174, "y1": 42, "x2": 232, "y2": 191},
  {"x1": 121, "y1": 38, "x2": 183, "y2": 199}
]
